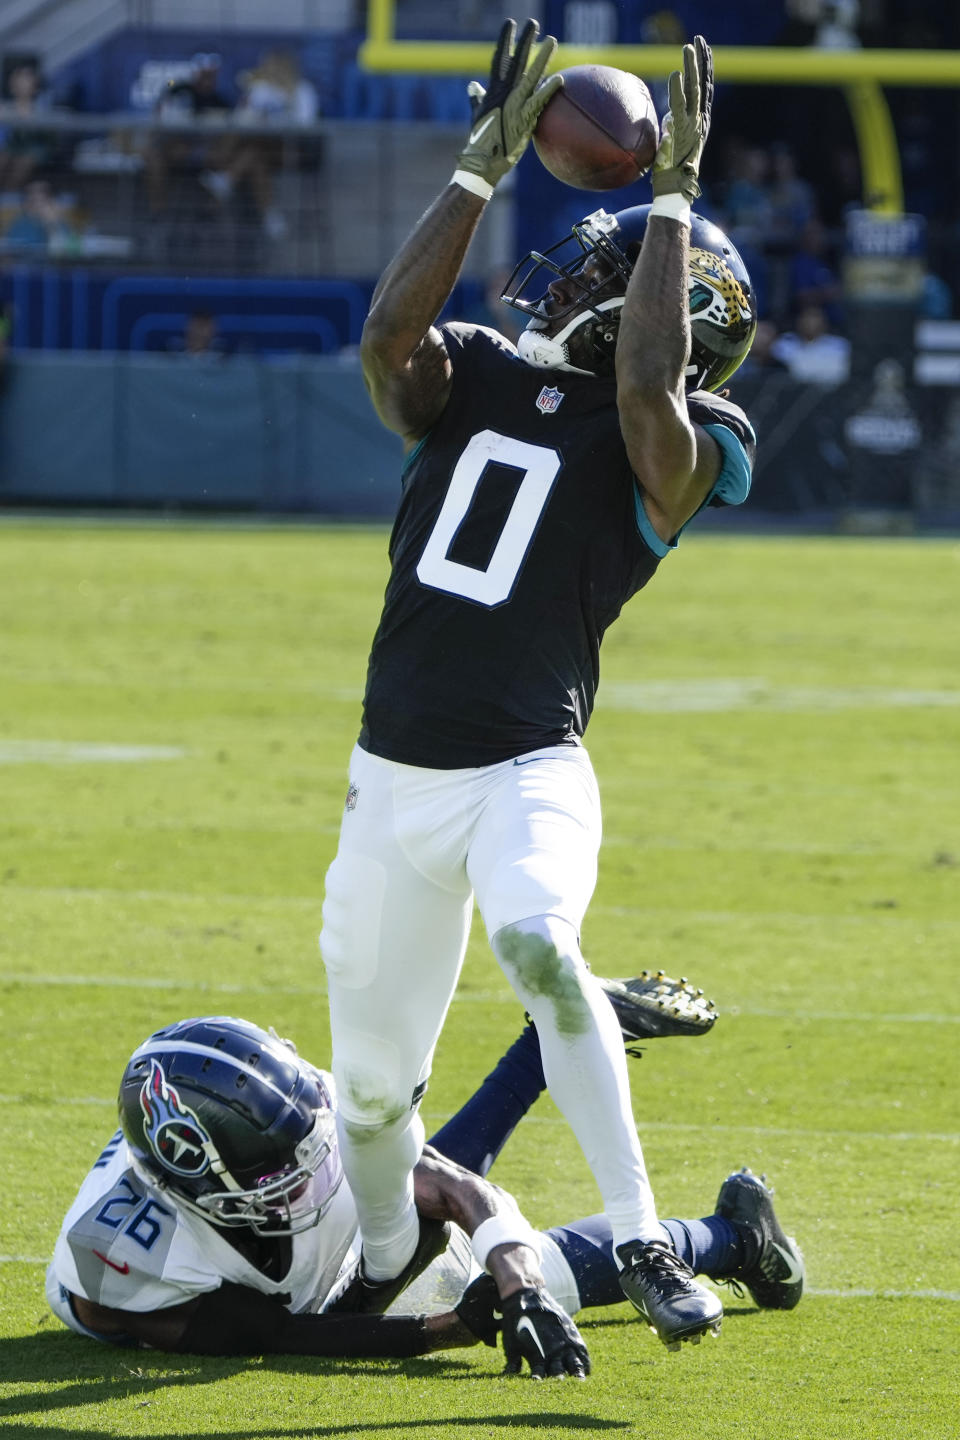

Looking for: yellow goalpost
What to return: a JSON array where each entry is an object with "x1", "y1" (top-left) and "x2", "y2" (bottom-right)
[{"x1": 361, "y1": 0, "x2": 960, "y2": 215}]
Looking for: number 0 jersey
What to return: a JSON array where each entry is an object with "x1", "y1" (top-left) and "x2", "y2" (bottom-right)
[{"x1": 359, "y1": 323, "x2": 755, "y2": 769}]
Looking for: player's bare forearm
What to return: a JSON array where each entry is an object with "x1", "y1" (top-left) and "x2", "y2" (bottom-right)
[
  {"x1": 618, "y1": 216, "x2": 691, "y2": 399},
  {"x1": 616, "y1": 218, "x2": 719, "y2": 533},
  {"x1": 424, "y1": 1311, "x2": 484, "y2": 1349},
  {"x1": 361, "y1": 184, "x2": 487, "y2": 443},
  {"x1": 413, "y1": 1144, "x2": 508, "y2": 1235},
  {"x1": 413, "y1": 1145, "x2": 543, "y2": 1299}
]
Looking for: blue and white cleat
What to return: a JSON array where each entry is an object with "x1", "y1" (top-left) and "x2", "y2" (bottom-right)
[
  {"x1": 617, "y1": 1240, "x2": 723, "y2": 1351},
  {"x1": 714, "y1": 1167, "x2": 804, "y2": 1310}
]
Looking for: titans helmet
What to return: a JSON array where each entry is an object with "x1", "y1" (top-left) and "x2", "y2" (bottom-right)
[
  {"x1": 501, "y1": 204, "x2": 757, "y2": 391},
  {"x1": 119, "y1": 1016, "x2": 342, "y2": 1236}
]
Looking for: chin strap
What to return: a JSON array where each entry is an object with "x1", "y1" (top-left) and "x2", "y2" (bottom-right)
[{"x1": 517, "y1": 296, "x2": 624, "y2": 375}]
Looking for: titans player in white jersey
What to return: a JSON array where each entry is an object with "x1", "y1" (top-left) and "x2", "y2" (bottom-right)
[
  {"x1": 318, "y1": 23, "x2": 759, "y2": 1349},
  {"x1": 47, "y1": 1000, "x2": 802, "y2": 1369}
]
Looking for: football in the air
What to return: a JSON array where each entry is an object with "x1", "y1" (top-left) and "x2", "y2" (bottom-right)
[{"x1": 534, "y1": 65, "x2": 659, "y2": 190}]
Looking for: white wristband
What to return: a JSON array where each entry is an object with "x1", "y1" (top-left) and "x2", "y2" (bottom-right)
[
  {"x1": 650, "y1": 191, "x2": 692, "y2": 227},
  {"x1": 471, "y1": 1213, "x2": 543, "y2": 1270},
  {"x1": 452, "y1": 169, "x2": 494, "y2": 202}
]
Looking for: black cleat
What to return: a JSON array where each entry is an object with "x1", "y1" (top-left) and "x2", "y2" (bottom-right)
[
  {"x1": 618, "y1": 1239, "x2": 723, "y2": 1350},
  {"x1": 598, "y1": 971, "x2": 717, "y2": 1054},
  {"x1": 324, "y1": 1216, "x2": 451, "y2": 1315},
  {"x1": 714, "y1": 1167, "x2": 804, "y2": 1310}
]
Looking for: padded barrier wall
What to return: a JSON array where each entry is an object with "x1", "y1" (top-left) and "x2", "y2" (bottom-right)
[
  {"x1": 1, "y1": 354, "x2": 957, "y2": 524},
  {"x1": 0, "y1": 352, "x2": 403, "y2": 516}
]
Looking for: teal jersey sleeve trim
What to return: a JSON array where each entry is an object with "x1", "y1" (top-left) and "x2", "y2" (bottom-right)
[
  {"x1": 702, "y1": 422, "x2": 753, "y2": 507},
  {"x1": 633, "y1": 487, "x2": 673, "y2": 557},
  {"x1": 633, "y1": 421, "x2": 754, "y2": 555}
]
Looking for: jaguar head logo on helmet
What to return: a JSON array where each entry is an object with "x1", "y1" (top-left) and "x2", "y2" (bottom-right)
[{"x1": 501, "y1": 204, "x2": 757, "y2": 391}]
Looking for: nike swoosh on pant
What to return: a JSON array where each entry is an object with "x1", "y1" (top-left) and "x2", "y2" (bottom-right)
[{"x1": 513, "y1": 756, "x2": 546, "y2": 766}]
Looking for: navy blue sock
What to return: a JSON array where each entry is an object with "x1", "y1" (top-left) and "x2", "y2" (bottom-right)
[
  {"x1": 662, "y1": 1216, "x2": 743, "y2": 1278},
  {"x1": 547, "y1": 1213, "x2": 744, "y2": 1309},
  {"x1": 427, "y1": 1025, "x2": 546, "y2": 1176}
]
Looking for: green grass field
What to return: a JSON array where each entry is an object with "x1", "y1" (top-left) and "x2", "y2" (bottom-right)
[{"x1": 1, "y1": 520, "x2": 958, "y2": 1440}]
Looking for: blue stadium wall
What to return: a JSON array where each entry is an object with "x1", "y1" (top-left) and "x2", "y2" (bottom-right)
[
  {"x1": 0, "y1": 353, "x2": 403, "y2": 516},
  {"x1": 1, "y1": 354, "x2": 953, "y2": 526}
]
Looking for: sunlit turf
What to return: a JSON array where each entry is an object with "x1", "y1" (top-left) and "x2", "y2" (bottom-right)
[{"x1": 1, "y1": 520, "x2": 958, "y2": 1439}]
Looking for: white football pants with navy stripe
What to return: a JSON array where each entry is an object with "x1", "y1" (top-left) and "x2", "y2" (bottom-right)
[{"x1": 320, "y1": 742, "x2": 665, "y2": 1280}]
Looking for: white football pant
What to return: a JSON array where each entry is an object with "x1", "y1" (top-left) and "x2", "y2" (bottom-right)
[{"x1": 320, "y1": 742, "x2": 665, "y2": 1279}]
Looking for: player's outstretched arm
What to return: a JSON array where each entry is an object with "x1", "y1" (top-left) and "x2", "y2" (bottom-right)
[
  {"x1": 361, "y1": 18, "x2": 559, "y2": 449},
  {"x1": 415, "y1": 1144, "x2": 589, "y2": 1378},
  {"x1": 68, "y1": 1283, "x2": 466, "y2": 1358},
  {"x1": 615, "y1": 36, "x2": 721, "y2": 541}
]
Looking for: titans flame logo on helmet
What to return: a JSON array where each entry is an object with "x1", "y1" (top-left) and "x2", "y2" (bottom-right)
[{"x1": 139, "y1": 1058, "x2": 212, "y2": 1176}]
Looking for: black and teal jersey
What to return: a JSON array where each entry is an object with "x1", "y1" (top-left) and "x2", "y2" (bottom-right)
[{"x1": 358, "y1": 324, "x2": 755, "y2": 769}]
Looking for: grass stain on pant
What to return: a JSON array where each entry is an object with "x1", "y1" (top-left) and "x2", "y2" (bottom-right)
[{"x1": 496, "y1": 926, "x2": 592, "y2": 1037}]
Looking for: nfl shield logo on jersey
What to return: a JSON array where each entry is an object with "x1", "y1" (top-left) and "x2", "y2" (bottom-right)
[{"x1": 535, "y1": 385, "x2": 564, "y2": 414}]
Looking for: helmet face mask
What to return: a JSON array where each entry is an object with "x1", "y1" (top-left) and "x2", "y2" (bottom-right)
[
  {"x1": 185, "y1": 1107, "x2": 340, "y2": 1235},
  {"x1": 502, "y1": 214, "x2": 629, "y2": 376},
  {"x1": 502, "y1": 206, "x2": 757, "y2": 390},
  {"x1": 120, "y1": 1017, "x2": 343, "y2": 1238}
]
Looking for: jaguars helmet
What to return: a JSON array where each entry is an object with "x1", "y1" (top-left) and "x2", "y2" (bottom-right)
[
  {"x1": 502, "y1": 204, "x2": 757, "y2": 390},
  {"x1": 119, "y1": 1016, "x2": 342, "y2": 1236}
]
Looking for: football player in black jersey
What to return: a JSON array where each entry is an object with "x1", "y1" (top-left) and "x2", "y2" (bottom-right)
[{"x1": 319, "y1": 21, "x2": 758, "y2": 1352}]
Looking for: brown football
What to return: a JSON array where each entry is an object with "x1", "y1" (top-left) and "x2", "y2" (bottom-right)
[{"x1": 534, "y1": 65, "x2": 659, "y2": 191}]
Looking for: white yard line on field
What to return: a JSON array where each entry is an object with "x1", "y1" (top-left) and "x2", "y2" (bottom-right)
[
  {"x1": 4, "y1": 972, "x2": 959, "y2": 1026},
  {"x1": 599, "y1": 679, "x2": 960, "y2": 712},
  {"x1": 0, "y1": 741, "x2": 184, "y2": 764},
  {"x1": 7, "y1": 675, "x2": 960, "y2": 713},
  {"x1": 805, "y1": 1287, "x2": 960, "y2": 1301},
  {"x1": 5, "y1": 885, "x2": 959, "y2": 932},
  {"x1": 3, "y1": 1093, "x2": 955, "y2": 1145},
  {"x1": 4, "y1": 972, "x2": 959, "y2": 1028}
]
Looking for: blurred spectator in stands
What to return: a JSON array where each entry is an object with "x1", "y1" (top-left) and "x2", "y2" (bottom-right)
[
  {"x1": 814, "y1": 0, "x2": 861, "y2": 48},
  {"x1": 199, "y1": 50, "x2": 320, "y2": 242},
  {"x1": 921, "y1": 271, "x2": 953, "y2": 321},
  {"x1": 766, "y1": 145, "x2": 816, "y2": 251},
  {"x1": 788, "y1": 217, "x2": 842, "y2": 327},
  {"x1": 1, "y1": 178, "x2": 78, "y2": 256},
  {"x1": 820, "y1": 142, "x2": 861, "y2": 227},
  {"x1": 722, "y1": 144, "x2": 773, "y2": 252},
  {"x1": 143, "y1": 54, "x2": 234, "y2": 218},
  {"x1": 0, "y1": 58, "x2": 57, "y2": 192},
  {"x1": 237, "y1": 50, "x2": 319, "y2": 128},
  {"x1": 638, "y1": 11, "x2": 686, "y2": 113},
  {"x1": 166, "y1": 309, "x2": 231, "y2": 361},
  {"x1": 779, "y1": 0, "x2": 861, "y2": 47},
  {"x1": 716, "y1": 141, "x2": 771, "y2": 317},
  {"x1": 761, "y1": 144, "x2": 818, "y2": 322},
  {"x1": 770, "y1": 302, "x2": 850, "y2": 384},
  {"x1": 736, "y1": 319, "x2": 788, "y2": 379}
]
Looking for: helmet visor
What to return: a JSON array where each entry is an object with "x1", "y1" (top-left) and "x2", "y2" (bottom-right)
[{"x1": 194, "y1": 1108, "x2": 343, "y2": 1236}]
